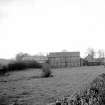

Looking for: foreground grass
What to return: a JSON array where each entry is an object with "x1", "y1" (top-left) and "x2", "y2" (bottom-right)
[{"x1": 0, "y1": 66, "x2": 105, "y2": 105}]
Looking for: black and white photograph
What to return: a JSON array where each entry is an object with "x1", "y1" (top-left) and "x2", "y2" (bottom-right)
[{"x1": 0, "y1": 0, "x2": 105, "y2": 105}]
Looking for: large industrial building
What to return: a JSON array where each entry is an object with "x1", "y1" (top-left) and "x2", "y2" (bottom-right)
[{"x1": 48, "y1": 52, "x2": 80, "y2": 68}]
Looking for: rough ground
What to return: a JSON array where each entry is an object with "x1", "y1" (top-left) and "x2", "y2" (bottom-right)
[{"x1": 0, "y1": 66, "x2": 105, "y2": 105}]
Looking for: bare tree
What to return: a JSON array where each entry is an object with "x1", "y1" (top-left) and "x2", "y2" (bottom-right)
[
  {"x1": 86, "y1": 48, "x2": 95, "y2": 59},
  {"x1": 98, "y1": 49, "x2": 105, "y2": 58}
]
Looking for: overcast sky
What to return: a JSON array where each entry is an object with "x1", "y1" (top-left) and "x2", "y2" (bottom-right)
[{"x1": 0, "y1": 0, "x2": 105, "y2": 58}]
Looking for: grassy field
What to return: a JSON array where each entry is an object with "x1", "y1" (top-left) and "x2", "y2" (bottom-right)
[{"x1": 0, "y1": 66, "x2": 105, "y2": 105}]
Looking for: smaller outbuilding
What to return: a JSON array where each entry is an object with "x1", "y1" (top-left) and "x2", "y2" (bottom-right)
[{"x1": 83, "y1": 54, "x2": 104, "y2": 66}]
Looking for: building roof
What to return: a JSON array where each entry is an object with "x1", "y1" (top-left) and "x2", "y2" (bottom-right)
[
  {"x1": 48, "y1": 52, "x2": 80, "y2": 57},
  {"x1": 22, "y1": 55, "x2": 48, "y2": 63}
]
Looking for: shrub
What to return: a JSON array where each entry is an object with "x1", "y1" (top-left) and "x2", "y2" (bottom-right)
[
  {"x1": 0, "y1": 95, "x2": 9, "y2": 105},
  {"x1": 41, "y1": 63, "x2": 52, "y2": 78},
  {"x1": 0, "y1": 60, "x2": 42, "y2": 75},
  {"x1": 7, "y1": 60, "x2": 42, "y2": 71},
  {"x1": 7, "y1": 61, "x2": 26, "y2": 71},
  {"x1": 0, "y1": 64, "x2": 8, "y2": 75},
  {"x1": 0, "y1": 60, "x2": 52, "y2": 78},
  {"x1": 22, "y1": 60, "x2": 42, "y2": 69}
]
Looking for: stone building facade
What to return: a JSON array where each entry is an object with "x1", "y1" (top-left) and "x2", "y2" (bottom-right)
[{"x1": 48, "y1": 52, "x2": 80, "y2": 68}]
